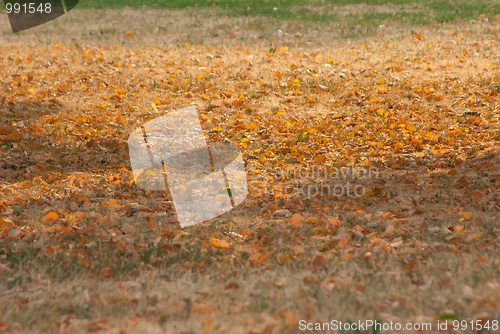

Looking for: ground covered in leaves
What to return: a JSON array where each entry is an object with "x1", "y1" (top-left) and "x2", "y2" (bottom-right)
[{"x1": 1, "y1": 8, "x2": 500, "y2": 334}]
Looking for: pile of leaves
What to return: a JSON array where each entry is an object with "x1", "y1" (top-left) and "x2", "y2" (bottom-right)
[{"x1": 0, "y1": 18, "x2": 500, "y2": 333}]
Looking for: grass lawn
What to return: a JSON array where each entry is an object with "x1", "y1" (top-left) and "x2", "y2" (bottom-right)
[{"x1": 1, "y1": 1, "x2": 500, "y2": 333}]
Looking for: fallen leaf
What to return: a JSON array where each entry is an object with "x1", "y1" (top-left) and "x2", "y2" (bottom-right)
[
  {"x1": 42, "y1": 211, "x2": 59, "y2": 224},
  {"x1": 99, "y1": 268, "x2": 113, "y2": 280},
  {"x1": 210, "y1": 238, "x2": 230, "y2": 248},
  {"x1": 121, "y1": 223, "x2": 137, "y2": 235},
  {"x1": 289, "y1": 213, "x2": 303, "y2": 226},
  {"x1": 313, "y1": 254, "x2": 325, "y2": 269},
  {"x1": 461, "y1": 211, "x2": 474, "y2": 221},
  {"x1": 247, "y1": 252, "x2": 266, "y2": 266}
]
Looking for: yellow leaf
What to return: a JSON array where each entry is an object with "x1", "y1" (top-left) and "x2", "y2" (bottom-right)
[
  {"x1": 278, "y1": 46, "x2": 289, "y2": 54},
  {"x1": 376, "y1": 86, "x2": 388, "y2": 94},
  {"x1": 461, "y1": 211, "x2": 474, "y2": 221},
  {"x1": 203, "y1": 320, "x2": 214, "y2": 334},
  {"x1": 239, "y1": 138, "x2": 249, "y2": 148},
  {"x1": 468, "y1": 232, "x2": 483, "y2": 242}
]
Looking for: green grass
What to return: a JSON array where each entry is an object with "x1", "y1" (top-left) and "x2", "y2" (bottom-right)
[{"x1": 71, "y1": 0, "x2": 500, "y2": 26}]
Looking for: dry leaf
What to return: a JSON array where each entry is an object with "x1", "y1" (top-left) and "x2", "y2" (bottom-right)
[
  {"x1": 42, "y1": 211, "x2": 59, "y2": 224},
  {"x1": 461, "y1": 211, "x2": 474, "y2": 221},
  {"x1": 210, "y1": 238, "x2": 230, "y2": 248}
]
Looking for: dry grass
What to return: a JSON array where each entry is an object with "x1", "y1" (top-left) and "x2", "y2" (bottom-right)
[{"x1": 1, "y1": 7, "x2": 500, "y2": 334}]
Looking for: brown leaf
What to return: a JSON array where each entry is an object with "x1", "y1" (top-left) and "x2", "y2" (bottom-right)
[
  {"x1": 147, "y1": 217, "x2": 157, "y2": 231},
  {"x1": 87, "y1": 319, "x2": 112, "y2": 332},
  {"x1": 290, "y1": 245, "x2": 305, "y2": 255},
  {"x1": 121, "y1": 223, "x2": 137, "y2": 235},
  {"x1": 313, "y1": 255, "x2": 325, "y2": 269},
  {"x1": 99, "y1": 268, "x2": 113, "y2": 280},
  {"x1": 0, "y1": 218, "x2": 15, "y2": 231},
  {"x1": 225, "y1": 282, "x2": 238, "y2": 290},
  {"x1": 198, "y1": 286, "x2": 217, "y2": 297}
]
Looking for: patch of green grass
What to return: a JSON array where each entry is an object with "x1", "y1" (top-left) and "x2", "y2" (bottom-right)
[{"x1": 72, "y1": 0, "x2": 500, "y2": 25}]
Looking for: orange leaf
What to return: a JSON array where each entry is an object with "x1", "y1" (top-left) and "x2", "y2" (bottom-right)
[
  {"x1": 234, "y1": 99, "x2": 245, "y2": 107},
  {"x1": 381, "y1": 212, "x2": 393, "y2": 219},
  {"x1": 338, "y1": 239, "x2": 350, "y2": 248},
  {"x1": 0, "y1": 126, "x2": 9, "y2": 135},
  {"x1": 328, "y1": 218, "x2": 341, "y2": 229},
  {"x1": 314, "y1": 155, "x2": 326, "y2": 164},
  {"x1": 210, "y1": 238, "x2": 230, "y2": 248},
  {"x1": 247, "y1": 252, "x2": 266, "y2": 266},
  {"x1": 42, "y1": 227, "x2": 56, "y2": 233},
  {"x1": 78, "y1": 258, "x2": 89, "y2": 267},
  {"x1": 342, "y1": 253, "x2": 354, "y2": 260},
  {"x1": 0, "y1": 218, "x2": 15, "y2": 231},
  {"x1": 289, "y1": 213, "x2": 303, "y2": 227},
  {"x1": 42, "y1": 211, "x2": 59, "y2": 224},
  {"x1": 58, "y1": 226, "x2": 71, "y2": 233},
  {"x1": 415, "y1": 33, "x2": 422, "y2": 40},
  {"x1": 0, "y1": 322, "x2": 8, "y2": 332},
  {"x1": 278, "y1": 254, "x2": 293, "y2": 264},
  {"x1": 44, "y1": 246, "x2": 56, "y2": 253}
]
